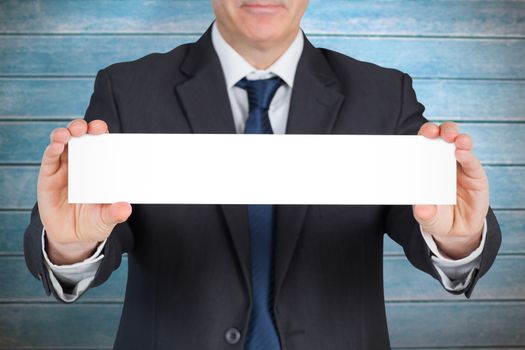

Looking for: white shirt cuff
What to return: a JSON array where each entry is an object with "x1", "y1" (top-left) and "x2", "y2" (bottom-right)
[
  {"x1": 41, "y1": 227, "x2": 106, "y2": 302},
  {"x1": 420, "y1": 217, "x2": 487, "y2": 291}
]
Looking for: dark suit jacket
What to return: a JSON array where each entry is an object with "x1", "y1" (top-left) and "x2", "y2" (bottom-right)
[{"x1": 24, "y1": 25, "x2": 502, "y2": 350}]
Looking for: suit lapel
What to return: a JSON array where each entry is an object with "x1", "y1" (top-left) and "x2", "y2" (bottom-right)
[
  {"x1": 174, "y1": 27, "x2": 345, "y2": 305},
  {"x1": 175, "y1": 25, "x2": 252, "y2": 297},
  {"x1": 175, "y1": 26, "x2": 237, "y2": 135},
  {"x1": 274, "y1": 35, "x2": 345, "y2": 304}
]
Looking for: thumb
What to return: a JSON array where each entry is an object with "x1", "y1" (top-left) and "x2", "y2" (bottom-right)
[
  {"x1": 412, "y1": 204, "x2": 438, "y2": 232},
  {"x1": 100, "y1": 202, "x2": 132, "y2": 229}
]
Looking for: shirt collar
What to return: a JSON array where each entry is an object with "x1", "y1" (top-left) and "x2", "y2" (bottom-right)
[{"x1": 211, "y1": 21, "x2": 304, "y2": 88}]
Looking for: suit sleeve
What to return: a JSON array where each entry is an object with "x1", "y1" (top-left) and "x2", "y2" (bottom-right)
[
  {"x1": 23, "y1": 68, "x2": 135, "y2": 302},
  {"x1": 383, "y1": 73, "x2": 502, "y2": 298}
]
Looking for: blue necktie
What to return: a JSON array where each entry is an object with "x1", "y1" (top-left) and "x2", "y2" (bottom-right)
[{"x1": 235, "y1": 76, "x2": 283, "y2": 350}]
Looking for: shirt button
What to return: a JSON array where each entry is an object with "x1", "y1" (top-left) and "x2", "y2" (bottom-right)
[{"x1": 224, "y1": 327, "x2": 241, "y2": 345}]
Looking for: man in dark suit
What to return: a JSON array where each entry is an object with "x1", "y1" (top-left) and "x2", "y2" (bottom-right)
[{"x1": 24, "y1": 1, "x2": 501, "y2": 349}]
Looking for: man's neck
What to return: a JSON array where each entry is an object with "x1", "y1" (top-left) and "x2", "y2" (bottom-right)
[{"x1": 215, "y1": 22, "x2": 300, "y2": 70}]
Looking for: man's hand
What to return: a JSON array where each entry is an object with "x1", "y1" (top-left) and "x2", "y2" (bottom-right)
[
  {"x1": 413, "y1": 121, "x2": 489, "y2": 259},
  {"x1": 37, "y1": 119, "x2": 132, "y2": 265}
]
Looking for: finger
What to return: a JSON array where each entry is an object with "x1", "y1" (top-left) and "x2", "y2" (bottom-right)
[
  {"x1": 40, "y1": 126, "x2": 73, "y2": 177},
  {"x1": 417, "y1": 122, "x2": 440, "y2": 138},
  {"x1": 454, "y1": 133, "x2": 473, "y2": 151},
  {"x1": 67, "y1": 119, "x2": 88, "y2": 137},
  {"x1": 40, "y1": 142, "x2": 66, "y2": 177},
  {"x1": 439, "y1": 121, "x2": 459, "y2": 142},
  {"x1": 49, "y1": 127, "x2": 71, "y2": 145},
  {"x1": 100, "y1": 202, "x2": 132, "y2": 228},
  {"x1": 412, "y1": 204, "x2": 438, "y2": 225},
  {"x1": 455, "y1": 148, "x2": 485, "y2": 180},
  {"x1": 87, "y1": 119, "x2": 109, "y2": 135},
  {"x1": 59, "y1": 143, "x2": 68, "y2": 165},
  {"x1": 412, "y1": 204, "x2": 453, "y2": 236}
]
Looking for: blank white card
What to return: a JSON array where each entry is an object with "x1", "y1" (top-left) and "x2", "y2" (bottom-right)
[{"x1": 68, "y1": 134, "x2": 456, "y2": 205}]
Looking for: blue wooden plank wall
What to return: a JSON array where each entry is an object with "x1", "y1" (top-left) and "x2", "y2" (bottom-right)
[{"x1": 0, "y1": 0, "x2": 524, "y2": 348}]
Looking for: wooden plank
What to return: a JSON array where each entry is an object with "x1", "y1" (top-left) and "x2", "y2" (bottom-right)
[
  {"x1": 413, "y1": 80, "x2": 525, "y2": 122},
  {"x1": 0, "y1": 0, "x2": 523, "y2": 37},
  {"x1": 0, "y1": 78, "x2": 92, "y2": 119},
  {"x1": 460, "y1": 166, "x2": 523, "y2": 209},
  {"x1": 1, "y1": 36, "x2": 523, "y2": 79},
  {"x1": 392, "y1": 349, "x2": 525, "y2": 350},
  {"x1": 0, "y1": 304, "x2": 121, "y2": 348},
  {"x1": 303, "y1": 1, "x2": 525, "y2": 37},
  {"x1": 0, "y1": 165, "x2": 524, "y2": 209},
  {"x1": 1, "y1": 255, "x2": 524, "y2": 302},
  {"x1": 0, "y1": 256, "x2": 126, "y2": 303},
  {"x1": 0, "y1": 122, "x2": 58, "y2": 164},
  {"x1": 0, "y1": 211, "x2": 28, "y2": 254},
  {"x1": 1, "y1": 122, "x2": 524, "y2": 164},
  {"x1": 0, "y1": 122, "x2": 62, "y2": 163},
  {"x1": 2, "y1": 210, "x2": 523, "y2": 256},
  {"x1": 384, "y1": 210, "x2": 525, "y2": 255},
  {"x1": 2, "y1": 79, "x2": 525, "y2": 121},
  {"x1": 386, "y1": 302, "x2": 525, "y2": 348},
  {"x1": 311, "y1": 37, "x2": 525, "y2": 80},
  {"x1": 383, "y1": 256, "x2": 525, "y2": 301},
  {"x1": 0, "y1": 35, "x2": 197, "y2": 76},
  {"x1": 392, "y1": 348, "x2": 525, "y2": 350},
  {"x1": 0, "y1": 167, "x2": 38, "y2": 209},
  {"x1": 0, "y1": 0, "x2": 215, "y2": 34},
  {"x1": 393, "y1": 348, "x2": 525, "y2": 350},
  {"x1": 0, "y1": 302, "x2": 523, "y2": 348}
]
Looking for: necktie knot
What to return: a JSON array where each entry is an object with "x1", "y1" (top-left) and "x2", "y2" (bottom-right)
[
  {"x1": 235, "y1": 76, "x2": 283, "y2": 111},
  {"x1": 236, "y1": 76, "x2": 283, "y2": 135}
]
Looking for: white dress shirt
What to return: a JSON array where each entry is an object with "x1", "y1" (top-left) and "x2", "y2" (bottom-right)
[{"x1": 43, "y1": 22, "x2": 486, "y2": 302}]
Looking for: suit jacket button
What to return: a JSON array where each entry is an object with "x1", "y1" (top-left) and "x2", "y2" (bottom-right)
[{"x1": 224, "y1": 327, "x2": 241, "y2": 345}]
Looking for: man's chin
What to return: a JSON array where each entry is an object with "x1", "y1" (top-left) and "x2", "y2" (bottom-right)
[
  {"x1": 241, "y1": 24, "x2": 288, "y2": 45},
  {"x1": 239, "y1": 8, "x2": 288, "y2": 32}
]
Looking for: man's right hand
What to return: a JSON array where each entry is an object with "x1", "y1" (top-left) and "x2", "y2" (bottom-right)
[{"x1": 38, "y1": 119, "x2": 132, "y2": 265}]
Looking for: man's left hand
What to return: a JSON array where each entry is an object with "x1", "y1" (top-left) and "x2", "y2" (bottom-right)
[{"x1": 413, "y1": 121, "x2": 489, "y2": 259}]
